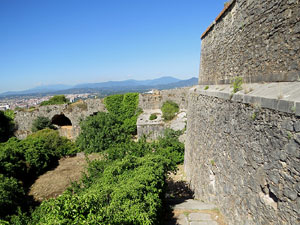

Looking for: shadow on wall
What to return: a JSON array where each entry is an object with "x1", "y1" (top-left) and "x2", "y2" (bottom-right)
[{"x1": 51, "y1": 114, "x2": 72, "y2": 127}]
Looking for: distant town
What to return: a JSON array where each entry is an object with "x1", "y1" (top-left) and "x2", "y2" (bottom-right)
[{"x1": 0, "y1": 93, "x2": 98, "y2": 111}]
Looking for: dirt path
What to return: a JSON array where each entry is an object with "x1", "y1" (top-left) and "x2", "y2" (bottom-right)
[
  {"x1": 29, "y1": 153, "x2": 101, "y2": 202},
  {"x1": 163, "y1": 165, "x2": 227, "y2": 225}
]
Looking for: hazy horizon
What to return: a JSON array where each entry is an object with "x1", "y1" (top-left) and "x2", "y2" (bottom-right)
[{"x1": 0, "y1": 0, "x2": 225, "y2": 93}]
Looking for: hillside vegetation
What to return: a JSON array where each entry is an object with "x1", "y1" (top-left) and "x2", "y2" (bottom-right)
[{"x1": 0, "y1": 92, "x2": 184, "y2": 225}]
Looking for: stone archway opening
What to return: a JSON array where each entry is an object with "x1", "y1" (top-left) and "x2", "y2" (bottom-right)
[
  {"x1": 51, "y1": 114, "x2": 73, "y2": 139},
  {"x1": 51, "y1": 114, "x2": 72, "y2": 126}
]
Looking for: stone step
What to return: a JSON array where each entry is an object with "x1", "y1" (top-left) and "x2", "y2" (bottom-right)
[{"x1": 164, "y1": 199, "x2": 224, "y2": 225}]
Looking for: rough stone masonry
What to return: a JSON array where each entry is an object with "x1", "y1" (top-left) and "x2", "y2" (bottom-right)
[
  {"x1": 185, "y1": 0, "x2": 300, "y2": 224},
  {"x1": 199, "y1": 0, "x2": 300, "y2": 85}
]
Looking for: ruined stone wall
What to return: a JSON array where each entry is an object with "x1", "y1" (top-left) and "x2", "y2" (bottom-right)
[
  {"x1": 138, "y1": 88, "x2": 189, "y2": 110},
  {"x1": 199, "y1": 0, "x2": 300, "y2": 85},
  {"x1": 185, "y1": 87, "x2": 300, "y2": 224},
  {"x1": 14, "y1": 99, "x2": 106, "y2": 139}
]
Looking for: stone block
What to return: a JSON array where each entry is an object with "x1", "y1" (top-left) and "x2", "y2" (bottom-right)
[
  {"x1": 296, "y1": 102, "x2": 300, "y2": 117},
  {"x1": 260, "y1": 97, "x2": 278, "y2": 111},
  {"x1": 277, "y1": 100, "x2": 294, "y2": 114}
]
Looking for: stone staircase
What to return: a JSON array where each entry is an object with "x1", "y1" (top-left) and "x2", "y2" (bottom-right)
[{"x1": 163, "y1": 165, "x2": 226, "y2": 225}]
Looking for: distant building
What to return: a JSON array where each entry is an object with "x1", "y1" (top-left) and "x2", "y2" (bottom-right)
[{"x1": 0, "y1": 105, "x2": 10, "y2": 111}]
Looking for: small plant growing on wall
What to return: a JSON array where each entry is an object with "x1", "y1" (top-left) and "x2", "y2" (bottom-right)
[
  {"x1": 251, "y1": 111, "x2": 257, "y2": 120},
  {"x1": 204, "y1": 85, "x2": 209, "y2": 90},
  {"x1": 232, "y1": 76, "x2": 243, "y2": 93},
  {"x1": 149, "y1": 113, "x2": 157, "y2": 120}
]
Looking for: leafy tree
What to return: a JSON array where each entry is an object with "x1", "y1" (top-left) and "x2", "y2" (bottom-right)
[
  {"x1": 161, "y1": 100, "x2": 179, "y2": 121},
  {"x1": 3, "y1": 110, "x2": 15, "y2": 120},
  {"x1": 0, "y1": 174, "x2": 25, "y2": 219},
  {"x1": 0, "y1": 111, "x2": 14, "y2": 142},
  {"x1": 104, "y1": 93, "x2": 141, "y2": 135},
  {"x1": 76, "y1": 112, "x2": 128, "y2": 153},
  {"x1": 24, "y1": 129, "x2": 76, "y2": 175},
  {"x1": 0, "y1": 138, "x2": 27, "y2": 180},
  {"x1": 31, "y1": 116, "x2": 55, "y2": 132},
  {"x1": 40, "y1": 95, "x2": 68, "y2": 106}
]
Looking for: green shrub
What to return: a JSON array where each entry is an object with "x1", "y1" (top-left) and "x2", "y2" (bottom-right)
[
  {"x1": 0, "y1": 111, "x2": 14, "y2": 142},
  {"x1": 31, "y1": 116, "x2": 55, "y2": 132},
  {"x1": 161, "y1": 100, "x2": 179, "y2": 121},
  {"x1": 24, "y1": 129, "x2": 75, "y2": 175},
  {"x1": 40, "y1": 95, "x2": 68, "y2": 106},
  {"x1": 0, "y1": 174, "x2": 25, "y2": 219},
  {"x1": 204, "y1": 85, "x2": 209, "y2": 90},
  {"x1": 0, "y1": 138, "x2": 27, "y2": 180},
  {"x1": 76, "y1": 112, "x2": 128, "y2": 153},
  {"x1": 3, "y1": 110, "x2": 15, "y2": 120},
  {"x1": 104, "y1": 93, "x2": 140, "y2": 135},
  {"x1": 149, "y1": 114, "x2": 157, "y2": 120},
  {"x1": 232, "y1": 76, "x2": 243, "y2": 93},
  {"x1": 30, "y1": 155, "x2": 167, "y2": 225}
]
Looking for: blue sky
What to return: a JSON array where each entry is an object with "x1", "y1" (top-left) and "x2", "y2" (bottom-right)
[{"x1": 0, "y1": 0, "x2": 225, "y2": 93}]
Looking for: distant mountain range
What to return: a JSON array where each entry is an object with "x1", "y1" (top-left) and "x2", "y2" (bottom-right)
[{"x1": 0, "y1": 76, "x2": 198, "y2": 97}]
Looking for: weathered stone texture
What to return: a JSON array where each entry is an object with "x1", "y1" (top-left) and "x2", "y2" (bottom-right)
[
  {"x1": 199, "y1": 0, "x2": 300, "y2": 84},
  {"x1": 185, "y1": 89, "x2": 300, "y2": 225},
  {"x1": 14, "y1": 99, "x2": 106, "y2": 139},
  {"x1": 138, "y1": 88, "x2": 189, "y2": 110},
  {"x1": 137, "y1": 109, "x2": 187, "y2": 140}
]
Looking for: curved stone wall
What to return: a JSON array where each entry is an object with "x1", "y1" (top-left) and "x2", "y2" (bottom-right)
[
  {"x1": 199, "y1": 0, "x2": 300, "y2": 85},
  {"x1": 185, "y1": 85, "x2": 300, "y2": 224}
]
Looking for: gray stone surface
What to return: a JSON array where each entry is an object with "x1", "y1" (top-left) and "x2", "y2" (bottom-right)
[
  {"x1": 189, "y1": 213, "x2": 212, "y2": 221},
  {"x1": 190, "y1": 222, "x2": 218, "y2": 225},
  {"x1": 172, "y1": 199, "x2": 216, "y2": 210},
  {"x1": 196, "y1": 82, "x2": 300, "y2": 116},
  {"x1": 138, "y1": 88, "x2": 190, "y2": 110},
  {"x1": 137, "y1": 109, "x2": 187, "y2": 140},
  {"x1": 185, "y1": 86, "x2": 300, "y2": 225},
  {"x1": 199, "y1": 0, "x2": 300, "y2": 85},
  {"x1": 14, "y1": 99, "x2": 106, "y2": 139}
]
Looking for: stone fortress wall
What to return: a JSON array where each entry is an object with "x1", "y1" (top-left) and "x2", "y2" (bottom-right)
[
  {"x1": 185, "y1": 0, "x2": 300, "y2": 224},
  {"x1": 137, "y1": 88, "x2": 189, "y2": 140},
  {"x1": 138, "y1": 87, "x2": 190, "y2": 110},
  {"x1": 199, "y1": 0, "x2": 300, "y2": 85},
  {"x1": 14, "y1": 99, "x2": 106, "y2": 139}
]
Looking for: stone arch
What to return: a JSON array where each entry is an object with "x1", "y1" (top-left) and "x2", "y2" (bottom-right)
[{"x1": 51, "y1": 114, "x2": 72, "y2": 126}]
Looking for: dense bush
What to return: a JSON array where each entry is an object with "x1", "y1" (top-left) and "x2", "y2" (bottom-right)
[
  {"x1": 31, "y1": 116, "x2": 55, "y2": 132},
  {"x1": 76, "y1": 112, "x2": 129, "y2": 153},
  {"x1": 161, "y1": 100, "x2": 179, "y2": 121},
  {"x1": 30, "y1": 154, "x2": 167, "y2": 225},
  {"x1": 0, "y1": 138, "x2": 27, "y2": 180},
  {"x1": 0, "y1": 174, "x2": 25, "y2": 219},
  {"x1": 0, "y1": 111, "x2": 15, "y2": 142},
  {"x1": 40, "y1": 95, "x2": 68, "y2": 106},
  {"x1": 104, "y1": 93, "x2": 141, "y2": 134},
  {"x1": 77, "y1": 93, "x2": 141, "y2": 153},
  {"x1": 30, "y1": 127, "x2": 184, "y2": 224},
  {"x1": 24, "y1": 129, "x2": 76, "y2": 175}
]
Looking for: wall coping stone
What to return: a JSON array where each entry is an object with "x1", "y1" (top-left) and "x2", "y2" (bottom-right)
[{"x1": 191, "y1": 82, "x2": 300, "y2": 116}]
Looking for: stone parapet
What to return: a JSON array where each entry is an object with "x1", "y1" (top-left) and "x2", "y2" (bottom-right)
[{"x1": 185, "y1": 84, "x2": 300, "y2": 224}]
